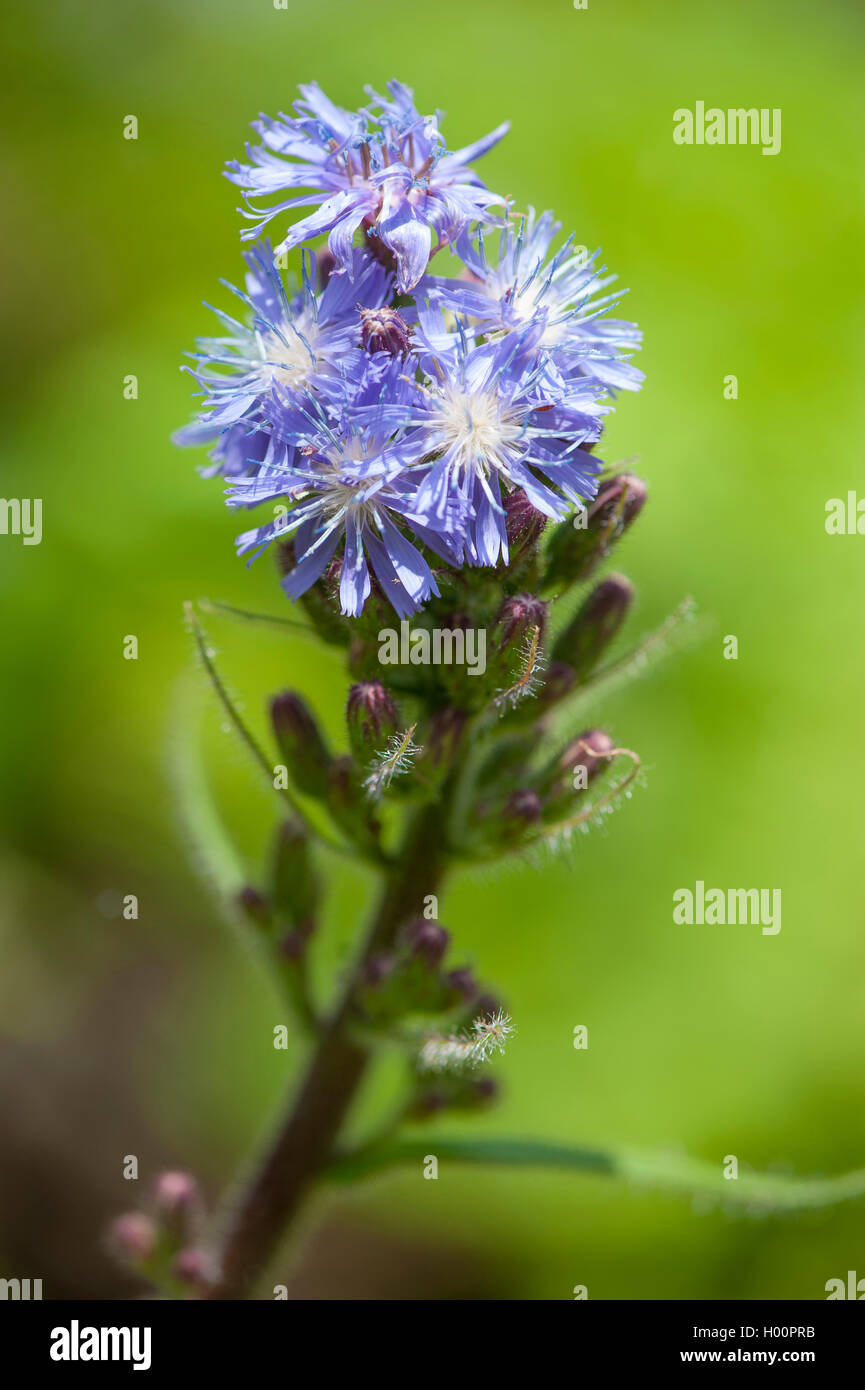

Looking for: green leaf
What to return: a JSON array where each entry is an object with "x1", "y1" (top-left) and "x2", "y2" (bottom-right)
[{"x1": 326, "y1": 1135, "x2": 865, "y2": 1213}]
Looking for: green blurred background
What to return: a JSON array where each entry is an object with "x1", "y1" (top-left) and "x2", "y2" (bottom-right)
[{"x1": 1, "y1": 0, "x2": 864, "y2": 1299}]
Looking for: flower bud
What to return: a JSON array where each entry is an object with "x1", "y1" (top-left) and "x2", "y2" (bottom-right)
[
  {"x1": 271, "y1": 820, "x2": 319, "y2": 935},
  {"x1": 504, "y1": 488, "x2": 547, "y2": 559},
  {"x1": 236, "y1": 885, "x2": 270, "y2": 928},
  {"x1": 360, "y1": 306, "x2": 411, "y2": 356},
  {"x1": 346, "y1": 682, "x2": 399, "y2": 762},
  {"x1": 551, "y1": 575, "x2": 633, "y2": 680},
  {"x1": 445, "y1": 967, "x2": 479, "y2": 1002},
  {"x1": 270, "y1": 691, "x2": 332, "y2": 799},
  {"x1": 403, "y1": 918, "x2": 450, "y2": 967},
  {"x1": 153, "y1": 1170, "x2": 199, "y2": 1217},
  {"x1": 544, "y1": 473, "x2": 647, "y2": 590},
  {"x1": 492, "y1": 593, "x2": 548, "y2": 651},
  {"x1": 543, "y1": 728, "x2": 615, "y2": 810},
  {"x1": 559, "y1": 729, "x2": 615, "y2": 784},
  {"x1": 173, "y1": 1247, "x2": 211, "y2": 1289},
  {"x1": 363, "y1": 953, "x2": 394, "y2": 989},
  {"x1": 278, "y1": 931, "x2": 306, "y2": 962},
  {"x1": 503, "y1": 788, "x2": 542, "y2": 825},
  {"x1": 107, "y1": 1212, "x2": 157, "y2": 1264},
  {"x1": 315, "y1": 248, "x2": 337, "y2": 289}
]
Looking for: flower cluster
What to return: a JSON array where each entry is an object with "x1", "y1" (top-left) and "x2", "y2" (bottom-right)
[{"x1": 176, "y1": 80, "x2": 642, "y2": 619}]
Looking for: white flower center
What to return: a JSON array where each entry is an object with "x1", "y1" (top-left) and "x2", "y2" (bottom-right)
[
  {"x1": 317, "y1": 438, "x2": 379, "y2": 520},
  {"x1": 436, "y1": 387, "x2": 523, "y2": 475},
  {"x1": 259, "y1": 313, "x2": 319, "y2": 390}
]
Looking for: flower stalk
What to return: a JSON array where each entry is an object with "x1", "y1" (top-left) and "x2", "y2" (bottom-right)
[{"x1": 103, "y1": 77, "x2": 865, "y2": 1304}]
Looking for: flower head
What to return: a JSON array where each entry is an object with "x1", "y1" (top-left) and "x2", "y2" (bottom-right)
[
  {"x1": 419, "y1": 209, "x2": 643, "y2": 392},
  {"x1": 174, "y1": 243, "x2": 392, "y2": 480},
  {"x1": 228, "y1": 362, "x2": 447, "y2": 617},
  {"x1": 405, "y1": 310, "x2": 606, "y2": 564},
  {"x1": 225, "y1": 80, "x2": 510, "y2": 293}
]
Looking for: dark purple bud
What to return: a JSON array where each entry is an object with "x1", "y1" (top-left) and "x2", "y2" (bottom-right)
[
  {"x1": 504, "y1": 788, "x2": 543, "y2": 825},
  {"x1": 363, "y1": 953, "x2": 394, "y2": 989},
  {"x1": 492, "y1": 592, "x2": 548, "y2": 651},
  {"x1": 316, "y1": 248, "x2": 337, "y2": 289},
  {"x1": 559, "y1": 729, "x2": 615, "y2": 785},
  {"x1": 346, "y1": 681, "x2": 399, "y2": 761},
  {"x1": 408, "y1": 1088, "x2": 448, "y2": 1119},
  {"x1": 107, "y1": 1212, "x2": 157, "y2": 1264},
  {"x1": 236, "y1": 886, "x2": 270, "y2": 928},
  {"x1": 445, "y1": 967, "x2": 479, "y2": 1001},
  {"x1": 474, "y1": 993, "x2": 500, "y2": 1022},
  {"x1": 360, "y1": 306, "x2": 411, "y2": 357},
  {"x1": 278, "y1": 931, "x2": 306, "y2": 963},
  {"x1": 270, "y1": 691, "x2": 332, "y2": 798},
  {"x1": 472, "y1": 1076, "x2": 498, "y2": 1102},
  {"x1": 551, "y1": 575, "x2": 633, "y2": 679},
  {"x1": 504, "y1": 488, "x2": 547, "y2": 558},
  {"x1": 403, "y1": 918, "x2": 450, "y2": 967},
  {"x1": 544, "y1": 473, "x2": 647, "y2": 589}
]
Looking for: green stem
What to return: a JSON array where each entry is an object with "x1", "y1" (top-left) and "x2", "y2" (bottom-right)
[{"x1": 203, "y1": 798, "x2": 450, "y2": 1299}]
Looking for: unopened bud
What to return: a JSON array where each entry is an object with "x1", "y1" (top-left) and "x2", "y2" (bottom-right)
[
  {"x1": 560, "y1": 729, "x2": 615, "y2": 784},
  {"x1": 108, "y1": 1212, "x2": 157, "y2": 1264},
  {"x1": 237, "y1": 886, "x2": 270, "y2": 928},
  {"x1": 474, "y1": 993, "x2": 500, "y2": 1021},
  {"x1": 551, "y1": 575, "x2": 633, "y2": 680},
  {"x1": 544, "y1": 473, "x2": 647, "y2": 589},
  {"x1": 360, "y1": 306, "x2": 411, "y2": 356},
  {"x1": 471, "y1": 1076, "x2": 498, "y2": 1103},
  {"x1": 363, "y1": 953, "x2": 394, "y2": 989},
  {"x1": 542, "y1": 728, "x2": 617, "y2": 816},
  {"x1": 270, "y1": 691, "x2": 332, "y2": 798},
  {"x1": 153, "y1": 1170, "x2": 199, "y2": 1218},
  {"x1": 445, "y1": 967, "x2": 479, "y2": 1002},
  {"x1": 316, "y1": 248, "x2": 337, "y2": 289},
  {"x1": 504, "y1": 488, "x2": 547, "y2": 558},
  {"x1": 492, "y1": 593, "x2": 548, "y2": 651},
  {"x1": 271, "y1": 820, "x2": 318, "y2": 934},
  {"x1": 173, "y1": 1247, "x2": 211, "y2": 1289},
  {"x1": 346, "y1": 682, "x2": 399, "y2": 761},
  {"x1": 403, "y1": 918, "x2": 450, "y2": 967},
  {"x1": 503, "y1": 788, "x2": 543, "y2": 825},
  {"x1": 278, "y1": 930, "x2": 306, "y2": 962}
]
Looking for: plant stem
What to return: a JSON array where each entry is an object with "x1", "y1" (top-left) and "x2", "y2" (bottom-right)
[{"x1": 204, "y1": 798, "x2": 449, "y2": 1300}]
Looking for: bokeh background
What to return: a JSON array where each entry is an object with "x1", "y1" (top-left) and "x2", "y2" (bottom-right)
[{"x1": 2, "y1": 0, "x2": 864, "y2": 1299}]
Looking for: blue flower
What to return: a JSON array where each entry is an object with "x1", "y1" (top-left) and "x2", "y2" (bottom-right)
[
  {"x1": 227, "y1": 362, "x2": 451, "y2": 618},
  {"x1": 420, "y1": 209, "x2": 643, "y2": 392},
  {"x1": 225, "y1": 81, "x2": 509, "y2": 294},
  {"x1": 174, "y1": 244, "x2": 392, "y2": 480},
  {"x1": 398, "y1": 309, "x2": 607, "y2": 566}
]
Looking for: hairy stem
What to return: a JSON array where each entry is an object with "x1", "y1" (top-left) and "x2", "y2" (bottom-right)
[{"x1": 204, "y1": 798, "x2": 449, "y2": 1299}]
